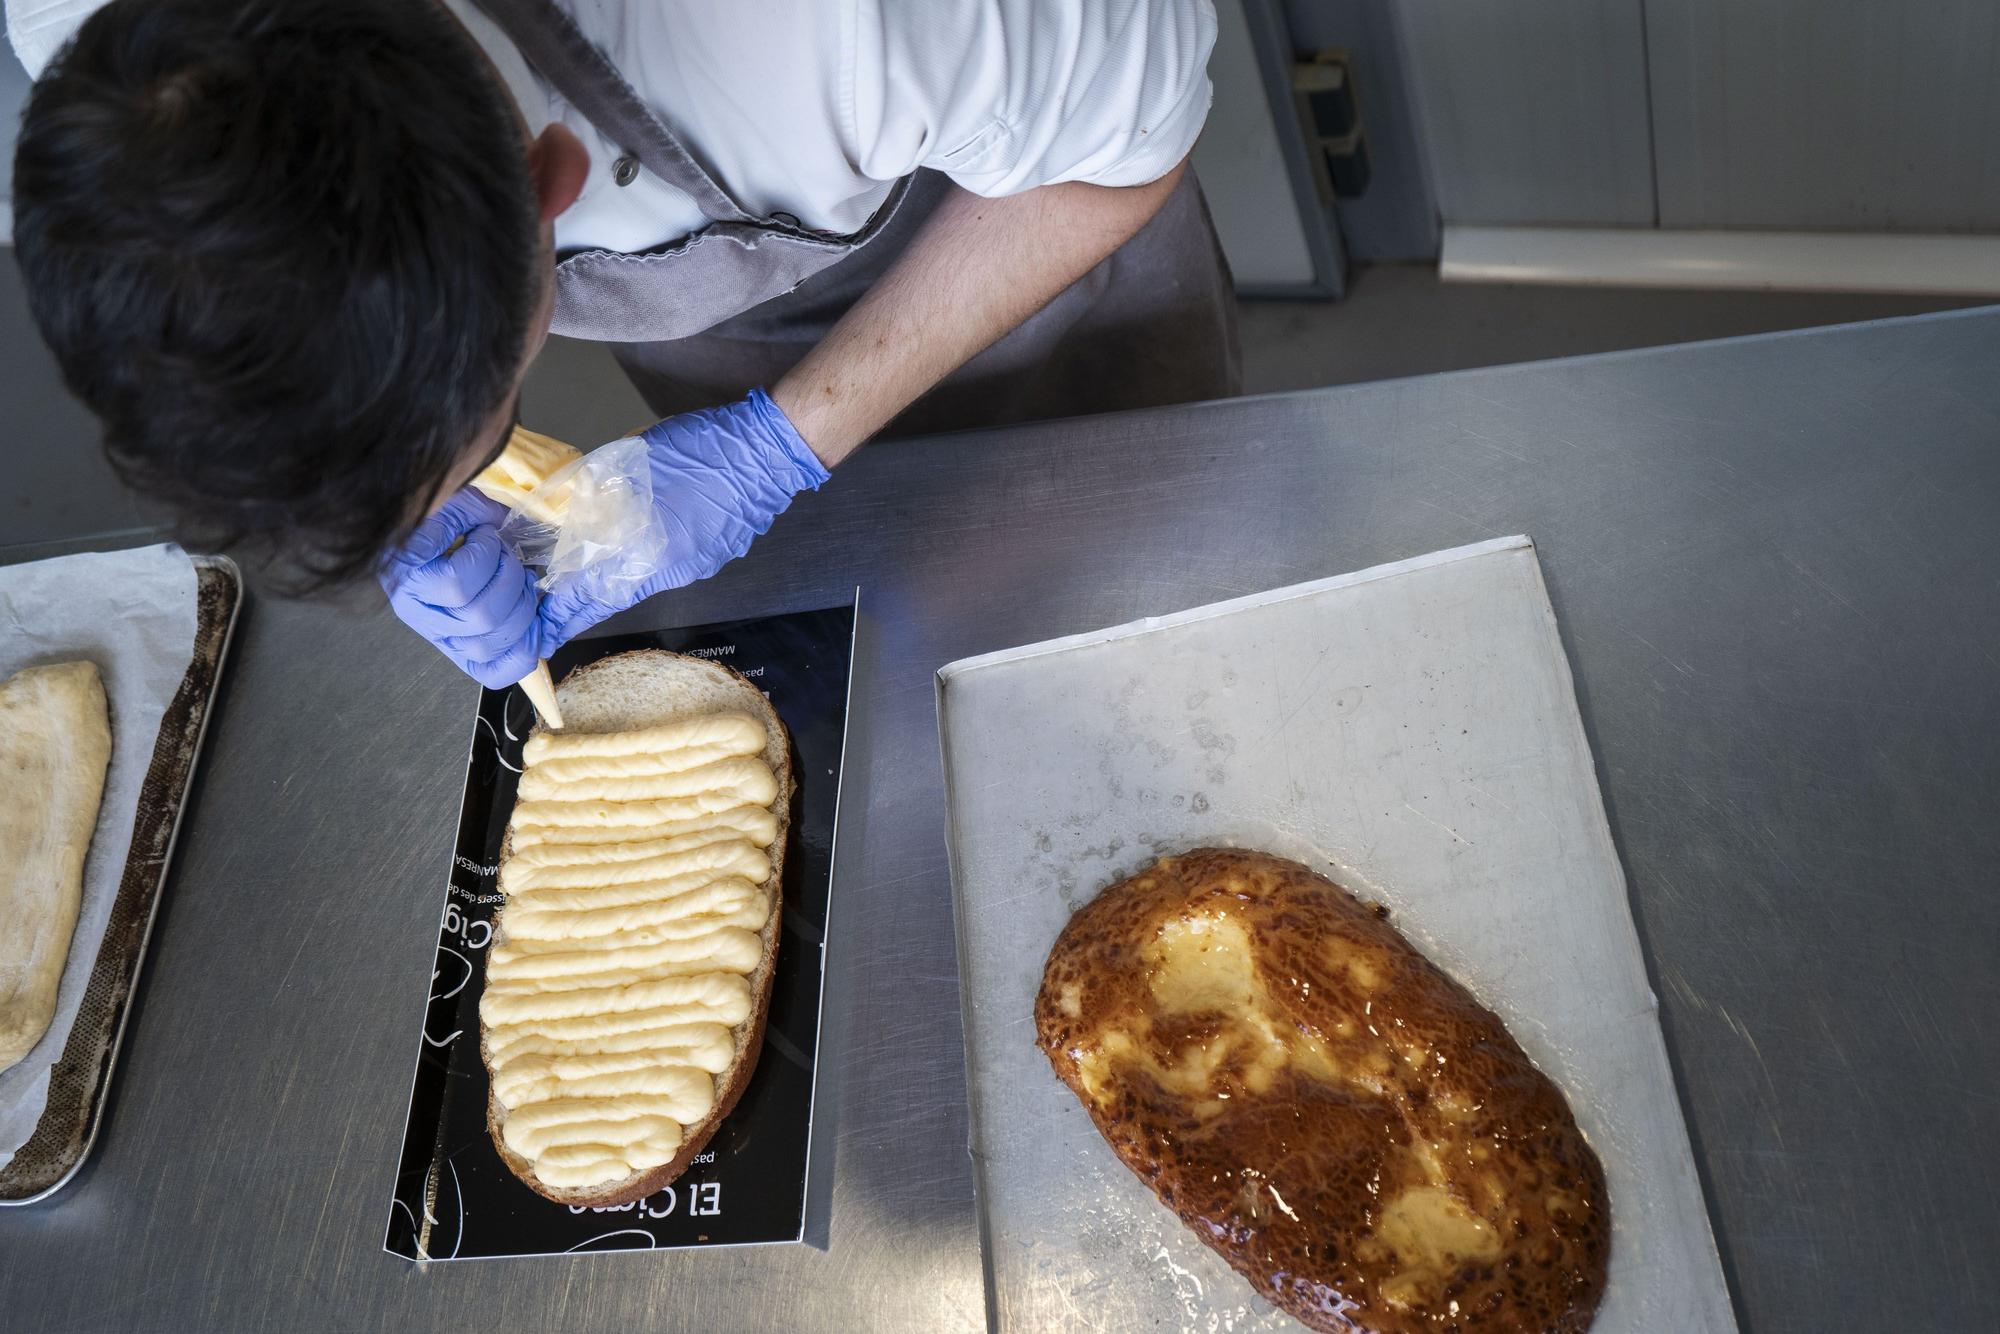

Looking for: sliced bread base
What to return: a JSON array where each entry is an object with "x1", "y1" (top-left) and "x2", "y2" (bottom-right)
[{"x1": 484, "y1": 649, "x2": 793, "y2": 1207}]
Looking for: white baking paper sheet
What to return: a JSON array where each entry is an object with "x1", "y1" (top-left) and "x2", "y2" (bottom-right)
[
  {"x1": 938, "y1": 536, "x2": 1735, "y2": 1333},
  {"x1": 0, "y1": 544, "x2": 199, "y2": 1168}
]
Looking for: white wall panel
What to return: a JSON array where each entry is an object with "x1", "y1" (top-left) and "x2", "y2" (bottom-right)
[
  {"x1": 1400, "y1": 0, "x2": 1656, "y2": 226},
  {"x1": 1647, "y1": 0, "x2": 2000, "y2": 230}
]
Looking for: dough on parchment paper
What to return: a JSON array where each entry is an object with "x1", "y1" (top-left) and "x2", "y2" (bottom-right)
[{"x1": 0, "y1": 661, "x2": 113, "y2": 1073}]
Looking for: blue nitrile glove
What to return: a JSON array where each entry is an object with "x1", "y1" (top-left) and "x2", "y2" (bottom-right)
[
  {"x1": 381, "y1": 489, "x2": 544, "y2": 688},
  {"x1": 536, "y1": 388, "x2": 828, "y2": 646}
]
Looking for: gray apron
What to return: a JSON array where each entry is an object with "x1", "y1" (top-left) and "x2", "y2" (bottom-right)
[{"x1": 472, "y1": 0, "x2": 1241, "y2": 436}]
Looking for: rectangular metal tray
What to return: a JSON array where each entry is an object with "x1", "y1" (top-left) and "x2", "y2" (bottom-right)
[
  {"x1": 0, "y1": 554, "x2": 242, "y2": 1205},
  {"x1": 937, "y1": 537, "x2": 1735, "y2": 1332}
]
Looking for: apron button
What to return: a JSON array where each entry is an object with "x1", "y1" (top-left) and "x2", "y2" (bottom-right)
[{"x1": 612, "y1": 155, "x2": 639, "y2": 187}]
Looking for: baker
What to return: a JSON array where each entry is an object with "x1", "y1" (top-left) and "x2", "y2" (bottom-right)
[{"x1": 8, "y1": 0, "x2": 1237, "y2": 683}]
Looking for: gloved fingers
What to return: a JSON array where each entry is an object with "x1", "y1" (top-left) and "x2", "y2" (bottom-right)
[
  {"x1": 533, "y1": 581, "x2": 612, "y2": 651},
  {"x1": 535, "y1": 551, "x2": 680, "y2": 648},
  {"x1": 439, "y1": 567, "x2": 540, "y2": 661},
  {"x1": 388, "y1": 570, "x2": 483, "y2": 639},
  {"x1": 403, "y1": 523, "x2": 510, "y2": 612},
  {"x1": 459, "y1": 637, "x2": 544, "y2": 692},
  {"x1": 389, "y1": 598, "x2": 462, "y2": 643},
  {"x1": 389, "y1": 511, "x2": 469, "y2": 575},
  {"x1": 394, "y1": 488, "x2": 509, "y2": 567},
  {"x1": 453, "y1": 541, "x2": 539, "y2": 630},
  {"x1": 441, "y1": 488, "x2": 513, "y2": 531}
]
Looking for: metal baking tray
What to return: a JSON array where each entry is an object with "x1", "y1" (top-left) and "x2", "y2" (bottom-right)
[
  {"x1": 0, "y1": 553, "x2": 242, "y2": 1205},
  {"x1": 937, "y1": 538, "x2": 1735, "y2": 1332}
]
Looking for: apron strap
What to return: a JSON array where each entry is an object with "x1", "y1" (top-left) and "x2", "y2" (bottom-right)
[{"x1": 468, "y1": 0, "x2": 758, "y2": 226}]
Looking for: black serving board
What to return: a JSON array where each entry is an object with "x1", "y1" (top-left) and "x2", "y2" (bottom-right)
[{"x1": 385, "y1": 602, "x2": 854, "y2": 1260}]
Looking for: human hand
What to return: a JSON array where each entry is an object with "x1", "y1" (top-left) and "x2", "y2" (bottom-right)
[
  {"x1": 536, "y1": 388, "x2": 827, "y2": 646},
  {"x1": 380, "y1": 489, "x2": 543, "y2": 687}
]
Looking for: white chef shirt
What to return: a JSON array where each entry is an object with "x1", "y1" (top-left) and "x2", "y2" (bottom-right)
[{"x1": 8, "y1": 0, "x2": 1215, "y2": 256}]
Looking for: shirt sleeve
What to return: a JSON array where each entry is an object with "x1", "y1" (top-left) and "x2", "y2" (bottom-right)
[
  {"x1": 850, "y1": 0, "x2": 1216, "y2": 196},
  {"x1": 6, "y1": 0, "x2": 106, "y2": 77}
]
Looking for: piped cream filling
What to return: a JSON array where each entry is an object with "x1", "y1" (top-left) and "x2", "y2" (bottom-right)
[
  {"x1": 502, "y1": 879, "x2": 764, "y2": 942},
  {"x1": 508, "y1": 803, "x2": 778, "y2": 850},
  {"x1": 499, "y1": 836, "x2": 769, "y2": 893},
  {"x1": 511, "y1": 787, "x2": 766, "y2": 834},
  {"x1": 516, "y1": 754, "x2": 778, "y2": 806},
  {"x1": 527, "y1": 740, "x2": 764, "y2": 785},
  {"x1": 506, "y1": 822, "x2": 773, "y2": 873},
  {"x1": 485, "y1": 708, "x2": 779, "y2": 1192},
  {"x1": 523, "y1": 712, "x2": 765, "y2": 765}
]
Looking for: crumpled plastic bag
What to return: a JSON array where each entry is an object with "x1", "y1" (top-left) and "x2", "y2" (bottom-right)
[{"x1": 495, "y1": 436, "x2": 667, "y2": 603}]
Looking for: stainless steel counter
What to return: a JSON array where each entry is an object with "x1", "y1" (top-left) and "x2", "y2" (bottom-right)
[{"x1": 3, "y1": 308, "x2": 1997, "y2": 1333}]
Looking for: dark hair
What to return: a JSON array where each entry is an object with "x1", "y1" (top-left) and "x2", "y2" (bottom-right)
[{"x1": 12, "y1": 0, "x2": 541, "y2": 588}]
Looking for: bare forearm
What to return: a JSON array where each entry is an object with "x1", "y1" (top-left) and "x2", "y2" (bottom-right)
[{"x1": 773, "y1": 157, "x2": 1188, "y2": 465}]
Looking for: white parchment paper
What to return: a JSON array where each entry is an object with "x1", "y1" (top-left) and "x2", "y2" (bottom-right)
[
  {"x1": 939, "y1": 537, "x2": 1736, "y2": 1333},
  {"x1": 0, "y1": 544, "x2": 198, "y2": 1168}
]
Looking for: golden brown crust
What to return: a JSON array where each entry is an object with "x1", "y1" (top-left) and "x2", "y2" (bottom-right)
[
  {"x1": 1035, "y1": 849, "x2": 1609, "y2": 1334},
  {"x1": 482, "y1": 650, "x2": 792, "y2": 1207}
]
